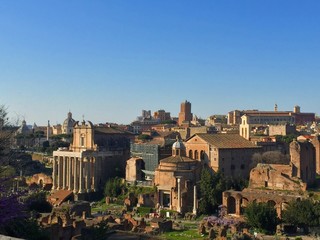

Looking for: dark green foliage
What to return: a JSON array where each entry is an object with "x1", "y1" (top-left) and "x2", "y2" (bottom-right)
[
  {"x1": 244, "y1": 202, "x2": 279, "y2": 234},
  {"x1": 282, "y1": 199, "x2": 320, "y2": 231},
  {"x1": 275, "y1": 134, "x2": 298, "y2": 144},
  {"x1": 104, "y1": 177, "x2": 124, "y2": 197},
  {"x1": 137, "y1": 134, "x2": 152, "y2": 140},
  {"x1": 3, "y1": 218, "x2": 49, "y2": 240},
  {"x1": 127, "y1": 185, "x2": 156, "y2": 196},
  {"x1": 8, "y1": 152, "x2": 49, "y2": 176},
  {"x1": 42, "y1": 140, "x2": 50, "y2": 148},
  {"x1": 138, "y1": 134, "x2": 152, "y2": 141},
  {"x1": 198, "y1": 168, "x2": 248, "y2": 215},
  {"x1": 199, "y1": 168, "x2": 215, "y2": 214},
  {"x1": 0, "y1": 106, "x2": 49, "y2": 239},
  {"x1": 24, "y1": 191, "x2": 52, "y2": 213}
]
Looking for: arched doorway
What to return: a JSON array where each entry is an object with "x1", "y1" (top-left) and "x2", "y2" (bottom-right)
[
  {"x1": 227, "y1": 196, "x2": 236, "y2": 214},
  {"x1": 189, "y1": 150, "x2": 193, "y2": 159},
  {"x1": 267, "y1": 200, "x2": 276, "y2": 208}
]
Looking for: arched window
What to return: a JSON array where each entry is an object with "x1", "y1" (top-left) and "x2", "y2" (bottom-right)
[
  {"x1": 200, "y1": 150, "x2": 205, "y2": 160},
  {"x1": 194, "y1": 150, "x2": 199, "y2": 160}
]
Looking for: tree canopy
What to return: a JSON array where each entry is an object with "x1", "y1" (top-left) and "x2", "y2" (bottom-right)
[
  {"x1": 198, "y1": 168, "x2": 247, "y2": 215},
  {"x1": 282, "y1": 199, "x2": 320, "y2": 232},
  {"x1": 244, "y1": 202, "x2": 279, "y2": 234}
]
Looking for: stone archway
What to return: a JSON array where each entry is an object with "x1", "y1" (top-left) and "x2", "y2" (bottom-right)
[
  {"x1": 267, "y1": 200, "x2": 276, "y2": 207},
  {"x1": 227, "y1": 196, "x2": 236, "y2": 214}
]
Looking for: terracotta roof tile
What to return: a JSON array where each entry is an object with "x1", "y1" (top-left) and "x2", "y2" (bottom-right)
[
  {"x1": 196, "y1": 133, "x2": 260, "y2": 149},
  {"x1": 48, "y1": 190, "x2": 73, "y2": 206}
]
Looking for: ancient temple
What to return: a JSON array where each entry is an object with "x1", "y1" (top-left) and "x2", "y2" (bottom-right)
[
  {"x1": 154, "y1": 138, "x2": 201, "y2": 213},
  {"x1": 52, "y1": 120, "x2": 132, "y2": 195}
]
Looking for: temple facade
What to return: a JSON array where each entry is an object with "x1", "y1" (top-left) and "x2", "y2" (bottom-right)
[{"x1": 52, "y1": 120, "x2": 132, "y2": 195}]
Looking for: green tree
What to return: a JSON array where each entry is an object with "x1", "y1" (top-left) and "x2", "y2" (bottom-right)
[
  {"x1": 199, "y1": 168, "x2": 247, "y2": 215},
  {"x1": 104, "y1": 177, "x2": 124, "y2": 197},
  {"x1": 275, "y1": 134, "x2": 298, "y2": 144},
  {"x1": 282, "y1": 199, "x2": 319, "y2": 233},
  {"x1": 24, "y1": 191, "x2": 52, "y2": 213},
  {"x1": 199, "y1": 168, "x2": 216, "y2": 214},
  {"x1": 137, "y1": 134, "x2": 152, "y2": 141},
  {"x1": 244, "y1": 202, "x2": 279, "y2": 234}
]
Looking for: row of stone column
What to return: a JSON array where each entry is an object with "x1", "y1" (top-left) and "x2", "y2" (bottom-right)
[{"x1": 52, "y1": 156, "x2": 99, "y2": 194}]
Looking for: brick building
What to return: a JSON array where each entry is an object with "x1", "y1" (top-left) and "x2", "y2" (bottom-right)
[
  {"x1": 178, "y1": 100, "x2": 192, "y2": 126},
  {"x1": 223, "y1": 139, "x2": 316, "y2": 218},
  {"x1": 185, "y1": 133, "x2": 261, "y2": 179}
]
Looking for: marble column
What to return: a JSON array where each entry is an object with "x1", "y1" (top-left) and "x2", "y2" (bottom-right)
[
  {"x1": 87, "y1": 158, "x2": 91, "y2": 192},
  {"x1": 62, "y1": 156, "x2": 67, "y2": 189},
  {"x1": 92, "y1": 158, "x2": 96, "y2": 191},
  {"x1": 57, "y1": 157, "x2": 62, "y2": 189},
  {"x1": 79, "y1": 158, "x2": 84, "y2": 193},
  {"x1": 177, "y1": 177, "x2": 181, "y2": 213},
  {"x1": 68, "y1": 157, "x2": 72, "y2": 191},
  {"x1": 193, "y1": 185, "x2": 197, "y2": 215},
  {"x1": 73, "y1": 157, "x2": 78, "y2": 193},
  {"x1": 52, "y1": 157, "x2": 57, "y2": 190},
  {"x1": 85, "y1": 158, "x2": 89, "y2": 192}
]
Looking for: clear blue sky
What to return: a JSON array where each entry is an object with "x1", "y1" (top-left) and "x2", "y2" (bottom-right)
[{"x1": 1, "y1": 1, "x2": 319, "y2": 125}]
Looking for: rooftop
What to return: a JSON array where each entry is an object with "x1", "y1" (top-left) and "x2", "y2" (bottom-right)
[{"x1": 195, "y1": 133, "x2": 260, "y2": 149}]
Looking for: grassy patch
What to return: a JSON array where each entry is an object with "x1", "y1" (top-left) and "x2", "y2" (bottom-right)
[
  {"x1": 91, "y1": 202, "x2": 124, "y2": 214},
  {"x1": 161, "y1": 229, "x2": 204, "y2": 240},
  {"x1": 137, "y1": 207, "x2": 153, "y2": 216},
  {"x1": 127, "y1": 185, "x2": 157, "y2": 195}
]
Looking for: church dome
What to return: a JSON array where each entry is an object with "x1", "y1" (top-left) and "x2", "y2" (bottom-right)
[
  {"x1": 172, "y1": 138, "x2": 185, "y2": 150},
  {"x1": 17, "y1": 120, "x2": 30, "y2": 134},
  {"x1": 62, "y1": 112, "x2": 76, "y2": 134}
]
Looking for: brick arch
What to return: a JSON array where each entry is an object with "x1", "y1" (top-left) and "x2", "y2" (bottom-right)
[{"x1": 267, "y1": 200, "x2": 276, "y2": 207}]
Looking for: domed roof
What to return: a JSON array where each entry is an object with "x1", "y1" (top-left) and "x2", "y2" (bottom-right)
[
  {"x1": 63, "y1": 112, "x2": 75, "y2": 129},
  {"x1": 17, "y1": 120, "x2": 30, "y2": 134},
  {"x1": 172, "y1": 138, "x2": 185, "y2": 150}
]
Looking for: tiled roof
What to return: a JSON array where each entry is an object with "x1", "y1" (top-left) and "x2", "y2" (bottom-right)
[
  {"x1": 160, "y1": 155, "x2": 196, "y2": 163},
  {"x1": 244, "y1": 111, "x2": 291, "y2": 117},
  {"x1": 48, "y1": 190, "x2": 73, "y2": 206},
  {"x1": 196, "y1": 133, "x2": 260, "y2": 149},
  {"x1": 94, "y1": 126, "x2": 131, "y2": 135}
]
